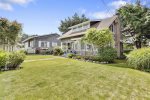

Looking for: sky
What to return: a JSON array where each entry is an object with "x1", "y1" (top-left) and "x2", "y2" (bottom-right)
[{"x1": 0, "y1": 0, "x2": 149, "y2": 35}]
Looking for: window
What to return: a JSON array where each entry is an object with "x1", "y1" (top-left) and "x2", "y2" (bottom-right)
[
  {"x1": 41, "y1": 41, "x2": 48, "y2": 48},
  {"x1": 86, "y1": 44, "x2": 92, "y2": 50},
  {"x1": 81, "y1": 42, "x2": 85, "y2": 50},
  {"x1": 110, "y1": 25, "x2": 114, "y2": 33},
  {"x1": 28, "y1": 41, "x2": 30, "y2": 47},
  {"x1": 72, "y1": 23, "x2": 90, "y2": 33},
  {"x1": 52, "y1": 42, "x2": 57, "y2": 47}
]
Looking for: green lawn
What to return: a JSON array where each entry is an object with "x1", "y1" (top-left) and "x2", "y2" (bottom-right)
[{"x1": 0, "y1": 55, "x2": 150, "y2": 100}]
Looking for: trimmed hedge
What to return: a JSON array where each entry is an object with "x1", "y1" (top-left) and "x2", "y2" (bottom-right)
[
  {"x1": 0, "y1": 51, "x2": 8, "y2": 70},
  {"x1": 98, "y1": 47, "x2": 117, "y2": 63},
  {"x1": 0, "y1": 51, "x2": 25, "y2": 71},
  {"x1": 7, "y1": 51, "x2": 26, "y2": 70},
  {"x1": 127, "y1": 48, "x2": 150, "y2": 70}
]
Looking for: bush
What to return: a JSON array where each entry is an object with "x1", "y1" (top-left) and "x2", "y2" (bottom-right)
[
  {"x1": 67, "y1": 53, "x2": 75, "y2": 58},
  {"x1": 89, "y1": 56, "x2": 101, "y2": 62},
  {"x1": 0, "y1": 51, "x2": 8, "y2": 70},
  {"x1": 7, "y1": 51, "x2": 26, "y2": 70},
  {"x1": 75, "y1": 55, "x2": 82, "y2": 59},
  {"x1": 53, "y1": 48, "x2": 63, "y2": 56},
  {"x1": 127, "y1": 48, "x2": 150, "y2": 70},
  {"x1": 98, "y1": 47, "x2": 117, "y2": 63}
]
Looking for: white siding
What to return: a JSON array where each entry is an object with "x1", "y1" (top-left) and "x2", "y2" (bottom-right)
[{"x1": 39, "y1": 41, "x2": 41, "y2": 47}]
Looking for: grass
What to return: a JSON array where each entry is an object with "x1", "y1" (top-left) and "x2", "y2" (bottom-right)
[{"x1": 0, "y1": 55, "x2": 150, "y2": 100}]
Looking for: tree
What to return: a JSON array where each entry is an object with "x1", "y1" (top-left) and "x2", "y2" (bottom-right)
[
  {"x1": 58, "y1": 13, "x2": 89, "y2": 33},
  {"x1": 21, "y1": 33, "x2": 29, "y2": 42},
  {"x1": 118, "y1": 2, "x2": 150, "y2": 49},
  {"x1": 0, "y1": 18, "x2": 22, "y2": 45},
  {"x1": 83, "y1": 28, "x2": 113, "y2": 48}
]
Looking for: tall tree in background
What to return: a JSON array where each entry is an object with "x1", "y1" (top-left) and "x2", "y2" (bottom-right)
[
  {"x1": 58, "y1": 13, "x2": 89, "y2": 33},
  {"x1": 21, "y1": 33, "x2": 29, "y2": 42},
  {"x1": 0, "y1": 18, "x2": 22, "y2": 45},
  {"x1": 118, "y1": 1, "x2": 150, "y2": 49}
]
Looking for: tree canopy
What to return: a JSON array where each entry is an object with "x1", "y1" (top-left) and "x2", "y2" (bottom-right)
[
  {"x1": 58, "y1": 13, "x2": 89, "y2": 33},
  {"x1": 0, "y1": 18, "x2": 22, "y2": 44},
  {"x1": 83, "y1": 28, "x2": 113, "y2": 48},
  {"x1": 118, "y1": 2, "x2": 150, "y2": 48}
]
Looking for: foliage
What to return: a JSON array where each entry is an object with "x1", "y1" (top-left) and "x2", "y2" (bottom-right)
[
  {"x1": 74, "y1": 55, "x2": 82, "y2": 59},
  {"x1": 67, "y1": 53, "x2": 75, "y2": 58},
  {"x1": 21, "y1": 33, "x2": 29, "y2": 42},
  {"x1": 83, "y1": 28, "x2": 113, "y2": 48},
  {"x1": 98, "y1": 47, "x2": 117, "y2": 63},
  {"x1": 53, "y1": 48, "x2": 63, "y2": 56},
  {"x1": 127, "y1": 48, "x2": 150, "y2": 70},
  {"x1": 89, "y1": 56, "x2": 101, "y2": 62},
  {"x1": 7, "y1": 51, "x2": 26, "y2": 70},
  {"x1": 0, "y1": 51, "x2": 8, "y2": 70},
  {"x1": 58, "y1": 13, "x2": 89, "y2": 33},
  {"x1": 0, "y1": 18, "x2": 22, "y2": 45},
  {"x1": 118, "y1": 3, "x2": 150, "y2": 48}
]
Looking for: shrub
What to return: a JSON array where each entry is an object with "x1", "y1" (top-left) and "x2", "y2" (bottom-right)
[
  {"x1": 0, "y1": 51, "x2": 8, "y2": 70},
  {"x1": 127, "y1": 48, "x2": 150, "y2": 70},
  {"x1": 82, "y1": 55, "x2": 91, "y2": 60},
  {"x1": 98, "y1": 47, "x2": 117, "y2": 63},
  {"x1": 67, "y1": 53, "x2": 75, "y2": 58},
  {"x1": 7, "y1": 51, "x2": 26, "y2": 70},
  {"x1": 89, "y1": 56, "x2": 101, "y2": 62},
  {"x1": 75, "y1": 55, "x2": 82, "y2": 59},
  {"x1": 53, "y1": 48, "x2": 63, "y2": 56}
]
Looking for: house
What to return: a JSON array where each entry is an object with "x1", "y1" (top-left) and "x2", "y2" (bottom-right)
[
  {"x1": 59, "y1": 15, "x2": 123, "y2": 58},
  {"x1": 0, "y1": 39, "x2": 20, "y2": 52},
  {"x1": 23, "y1": 33, "x2": 60, "y2": 54}
]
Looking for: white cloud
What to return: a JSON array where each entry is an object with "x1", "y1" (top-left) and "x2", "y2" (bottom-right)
[
  {"x1": 89, "y1": 11, "x2": 113, "y2": 19},
  {"x1": 0, "y1": 2, "x2": 13, "y2": 11},
  {"x1": 88, "y1": 0, "x2": 128, "y2": 19},
  {"x1": 0, "y1": 0, "x2": 34, "y2": 11},
  {"x1": 10, "y1": 0, "x2": 33, "y2": 5},
  {"x1": 109, "y1": 0, "x2": 127, "y2": 9}
]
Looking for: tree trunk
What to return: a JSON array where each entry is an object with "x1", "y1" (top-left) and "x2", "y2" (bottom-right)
[{"x1": 135, "y1": 41, "x2": 141, "y2": 49}]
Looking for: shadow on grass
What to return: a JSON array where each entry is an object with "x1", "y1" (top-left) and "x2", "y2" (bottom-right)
[{"x1": 106, "y1": 59, "x2": 130, "y2": 69}]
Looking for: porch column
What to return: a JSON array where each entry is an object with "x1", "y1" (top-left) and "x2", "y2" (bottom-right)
[{"x1": 61, "y1": 42, "x2": 63, "y2": 50}]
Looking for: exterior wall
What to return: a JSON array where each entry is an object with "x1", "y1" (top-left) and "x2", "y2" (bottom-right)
[
  {"x1": 24, "y1": 34, "x2": 60, "y2": 54},
  {"x1": 0, "y1": 44, "x2": 17, "y2": 52},
  {"x1": 114, "y1": 18, "x2": 123, "y2": 58},
  {"x1": 34, "y1": 35, "x2": 60, "y2": 48}
]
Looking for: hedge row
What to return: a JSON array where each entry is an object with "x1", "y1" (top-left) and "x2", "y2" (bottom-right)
[{"x1": 0, "y1": 50, "x2": 26, "y2": 71}]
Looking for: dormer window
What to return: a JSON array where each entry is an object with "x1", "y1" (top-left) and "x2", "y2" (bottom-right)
[{"x1": 71, "y1": 23, "x2": 90, "y2": 33}]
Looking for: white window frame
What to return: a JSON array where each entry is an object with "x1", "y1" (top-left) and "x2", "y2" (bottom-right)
[{"x1": 40, "y1": 41, "x2": 49, "y2": 48}]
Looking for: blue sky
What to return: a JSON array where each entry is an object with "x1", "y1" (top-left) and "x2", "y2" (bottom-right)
[{"x1": 0, "y1": 0, "x2": 149, "y2": 35}]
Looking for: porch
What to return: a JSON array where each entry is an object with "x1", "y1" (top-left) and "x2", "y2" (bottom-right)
[{"x1": 61, "y1": 39, "x2": 97, "y2": 56}]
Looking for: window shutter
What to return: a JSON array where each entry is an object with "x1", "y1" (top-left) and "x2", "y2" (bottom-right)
[
  {"x1": 39, "y1": 41, "x2": 41, "y2": 47},
  {"x1": 47, "y1": 42, "x2": 50, "y2": 48}
]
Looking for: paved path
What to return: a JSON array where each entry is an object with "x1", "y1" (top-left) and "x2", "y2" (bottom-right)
[{"x1": 24, "y1": 58, "x2": 55, "y2": 62}]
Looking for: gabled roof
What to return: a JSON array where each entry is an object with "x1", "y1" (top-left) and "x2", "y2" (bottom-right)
[
  {"x1": 22, "y1": 33, "x2": 59, "y2": 43},
  {"x1": 59, "y1": 15, "x2": 118, "y2": 39},
  {"x1": 96, "y1": 15, "x2": 118, "y2": 29}
]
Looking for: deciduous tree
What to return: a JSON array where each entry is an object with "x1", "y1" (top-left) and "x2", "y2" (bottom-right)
[
  {"x1": 118, "y1": 2, "x2": 150, "y2": 49},
  {"x1": 0, "y1": 18, "x2": 22, "y2": 44}
]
